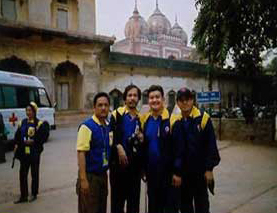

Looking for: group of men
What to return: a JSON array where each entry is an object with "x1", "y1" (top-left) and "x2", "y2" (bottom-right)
[{"x1": 76, "y1": 84, "x2": 221, "y2": 213}]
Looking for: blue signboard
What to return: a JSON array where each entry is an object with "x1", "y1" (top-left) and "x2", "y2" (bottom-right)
[{"x1": 197, "y1": 91, "x2": 221, "y2": 104}]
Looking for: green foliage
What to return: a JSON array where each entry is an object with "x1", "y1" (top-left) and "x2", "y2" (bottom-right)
[
  {"x1": 265, "y1": 57, "x2": 277, "y2": 75},
  {"x1": 192, "y1": 0, "x2": 277, "y2": 76}
]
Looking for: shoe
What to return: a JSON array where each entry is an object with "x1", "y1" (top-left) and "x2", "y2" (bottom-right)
[
  {"x1": 14, "y1": 197, "x2": 28, "y2": 204},
  {"x1": 29, "y1": 195, "x2": 37, "y2": 202}
]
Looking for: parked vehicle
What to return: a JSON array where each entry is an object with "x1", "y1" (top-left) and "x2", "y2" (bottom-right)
[{"x1": 0, "y1": 70, "x2": 55, "y2": 142}]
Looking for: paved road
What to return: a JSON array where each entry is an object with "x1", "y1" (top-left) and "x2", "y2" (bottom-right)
[{"x1": 0, "y1": 126, "x2": 276, "y2": 213}]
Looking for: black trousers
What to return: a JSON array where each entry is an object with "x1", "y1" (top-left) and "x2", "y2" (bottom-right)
[
  {"x1": 19, "y1": 155, "x2": 41, "y2": 199},
  {"x1": 110, "y1": 162, "x2": 141, "y2": 213},
  {"x1": 181, "y1": 173, "x2": 209, "y2": 213},
  {"x1": 0, "y1": 138, "x2": 6, "y2": 163},
  {"x1": 147, "y1": 168, "x2": 169, "y2": 213}
]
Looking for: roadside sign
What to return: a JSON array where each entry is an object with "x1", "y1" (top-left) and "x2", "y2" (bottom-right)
[{"x1": 197, "y1": 91, "x2": 221, "y2": 104}]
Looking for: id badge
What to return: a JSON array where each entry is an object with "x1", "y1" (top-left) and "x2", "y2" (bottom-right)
[
  {"x1": 103, "y1": 152, "x2": 108, "y2": 166},
  {"x1": 25, "y1": 146, "x2": 30, "y2": 155}
]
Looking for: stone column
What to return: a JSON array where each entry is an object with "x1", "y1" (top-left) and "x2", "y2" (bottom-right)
[
  {"x1": 82, "y1": 58, "x2": 100, "y2": 109},
  {"x1": 78, "y1": 0, "x2": 96, "y2": 34}
]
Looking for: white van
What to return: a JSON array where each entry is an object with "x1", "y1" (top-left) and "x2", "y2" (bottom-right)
[{"x1": 0, "y1": 70, "x2": 55, "y2": 141}]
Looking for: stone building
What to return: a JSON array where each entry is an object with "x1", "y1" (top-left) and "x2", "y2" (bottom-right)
[
  {"x1": 0, "y1": 0, "x2": 114, "y2": 110},
  {"x1": 0, "y1": 0, "x2": 252, "y2": 114},
  {"x1": 100, "y1": 52, "x2": 252, "y2": 113},
  {"x1": 112, "y1": 0, "x2": 202, "y2": 63}
]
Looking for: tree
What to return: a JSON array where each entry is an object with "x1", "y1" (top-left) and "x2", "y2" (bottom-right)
[
  {"x1": 265, "y1": 57, "x2": 277, "y2": 75},
  {"x1": 192, "y1": 0, "x2": 277, "y2": 76}
]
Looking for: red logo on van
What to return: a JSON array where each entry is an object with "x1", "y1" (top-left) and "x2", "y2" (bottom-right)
[{"x1": 9, "y1": 113, "x2": 18, "y2": 127}]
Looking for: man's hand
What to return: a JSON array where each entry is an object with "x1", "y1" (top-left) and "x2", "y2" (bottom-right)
[
  {"x1": 137, "y1": 131, "x2": 144, "y2": 143},
  {"x1": 141, "y1": 170, "x2": 147, "y2": 182},
  {"x1": 204, "y1": 171, "x2": 214, "y2": 185},
  {"x1": 117, "y1": 144, "x2": 128, "y2": 167},
  {"x1": 172, "y1": 174, "x2": 182, "y2": 188},
  {"x1": 14, "y1": 144, "x2": 18, "y2": 153},
  {"x1": 24, "y1": 139, "x2": 34, "y2": 145},
  {"x1": 205, "y1": 171, "x2": 215, "y2": 195},
  {"x1": 80, "y1": 178, "x2": 90, "y2": 194}
]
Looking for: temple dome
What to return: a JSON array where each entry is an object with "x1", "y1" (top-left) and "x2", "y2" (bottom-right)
[
  {"x1": 171, "y1": 18, "x2": 188, "y2": 45},
  {"x1": 124, "y1": 5, "x2": 149, "y2": 39},
  {"x1": 147, "y1": 3, "x2": 171, "y2": 35}
]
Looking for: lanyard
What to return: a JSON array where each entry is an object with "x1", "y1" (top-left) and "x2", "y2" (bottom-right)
[{"x1": 100, "y1": 126, "x2": 108, "y2": 152}]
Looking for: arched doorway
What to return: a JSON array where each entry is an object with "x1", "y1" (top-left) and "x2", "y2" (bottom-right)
[
  {"x1": 142, "y1": 90, "x2": 148, "y2": 105},
  {"x1": 167, "y1": 90, "x2": 176, "y2": 114},
  {"x1": 54, "y1": 60, "x2": 82, "y2": 110},
  {"x1": 0, "y1": 56, "x2": 31, "y2": 74},
  {"x1": 109, "y1": 89, "x2": 123, "y2": 110}
]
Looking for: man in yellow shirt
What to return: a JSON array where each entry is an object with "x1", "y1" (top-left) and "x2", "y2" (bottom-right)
[{"x1": 76, "y1": 92, "x2": 111, "y2": 213}]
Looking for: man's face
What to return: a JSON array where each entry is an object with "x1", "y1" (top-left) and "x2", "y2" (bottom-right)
[
  {"x1": 177, "y1": 97, "x2": 194, "y2": 114},
  {"x1": 125, "y1": 88, "x2": 139, "y2": 109},
  {"x1": 26, "y1": 106, "x2": 35, "y2": 120},
  {"x1": 148, "y1": 90, "x2": 164, "y2": 112},
  {"x1": 94, "y1": 97, "x2": 110, "y2": 119}
]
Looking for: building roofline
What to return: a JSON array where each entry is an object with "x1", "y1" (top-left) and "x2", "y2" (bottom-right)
[
  {"x1": 0, "y1": 19, "x2": 115, "y2": 45},
  {"x1": 108, "y1": 51, "x2": 208, "y2": 74},
  {"x1": 108, "y1": 52, "x2": 267, "y2": 81}
]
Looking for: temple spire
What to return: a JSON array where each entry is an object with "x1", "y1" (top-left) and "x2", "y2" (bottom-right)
[
  {"x1": 156, "y1": 0, "x2": 159, "y2": 9},
  {"x1": 133, "y1": 0, "x2": 138, "y2": 13}
]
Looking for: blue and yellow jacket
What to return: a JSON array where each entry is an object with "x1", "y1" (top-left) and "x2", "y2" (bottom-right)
[
  {"x1": 170, "y1": 106, "x2": 220, "y2": 175},
  {"x1": 14, "y1": 118, "x2": 48, "y2": 158},
  {"x1": 77, "y1": 115, "x2": 111, "y2": 173},
  {"x1": 141, "y1": 108, "x2": 171, "y2": 173},
  {"x1": 110, "y1": 106, "x2": 142, "y2": 165}
]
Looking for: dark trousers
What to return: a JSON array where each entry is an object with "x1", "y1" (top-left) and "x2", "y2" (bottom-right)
[
  {"x1": 77, "y1": 172, "x2": 108, "y2": 213},
  {"x1": 181, "y1": 173, "x2": 209, "y2": 213},
  {"x1": 110, "y1": 163, "x2": 141, "y2": 213},
  {"x1": 19, "y1": 155, "x2": 40, "y2": 199},
  {"x1": 147, "y1": 169, "x2": 169, "y2": 213},
  {"x1": 0, "y1": 138, "x2": 6, "y2": 163},
  {"x1": 166, "y1": 186, "x2": 181, "y2": 213}
]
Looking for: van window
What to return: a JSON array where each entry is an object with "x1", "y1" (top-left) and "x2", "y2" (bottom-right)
[
  {"x1": 16, "y1": 86, "x2": 29, "y2": 108},
  {"x1": 29, "y1": 88, "x2": 39, "y2": 103},
  {"x1": 38, "y1": 88, "x2": 50, "y2": 107},
  {"x1": 2, "y1": 86, "x2": 17, "y2": 108}
]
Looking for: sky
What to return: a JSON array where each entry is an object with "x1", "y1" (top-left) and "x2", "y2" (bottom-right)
[{"x1": 96, "y1": 0, "x2": 199, "y2": 46}]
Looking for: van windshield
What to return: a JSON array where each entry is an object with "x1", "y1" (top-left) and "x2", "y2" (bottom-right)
[{"x1": 38, "y1": 88, "x2": 51, "y2": 107}]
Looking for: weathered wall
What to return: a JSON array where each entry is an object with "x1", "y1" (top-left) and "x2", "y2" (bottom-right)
[
  {"x1": 0, "y1": 0, "x2": 96, "y2": 34},
  {"x1": 78, "y1": 0, "x2": 96, "y2": 34},
  {"x1": 0, "y1": 36, "x2": 102, "y2": 109},
  {"x1": 213, "y1": 118, "x2": 274, "y2": 143},
  {"x1": 218, "y1": 77, "x2": 252, "y2": 109}
]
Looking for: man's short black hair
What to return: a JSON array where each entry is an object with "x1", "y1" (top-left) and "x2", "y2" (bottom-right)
[
  {"x1": 147, "y1": 85, "x2": 164, "y2": 97},
  {"x1": 93, "y1": 92, "x2": 110, "y2": 106},
  {"x1": 123, "y1": 84, "x2": 141, "y2": 101}
]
